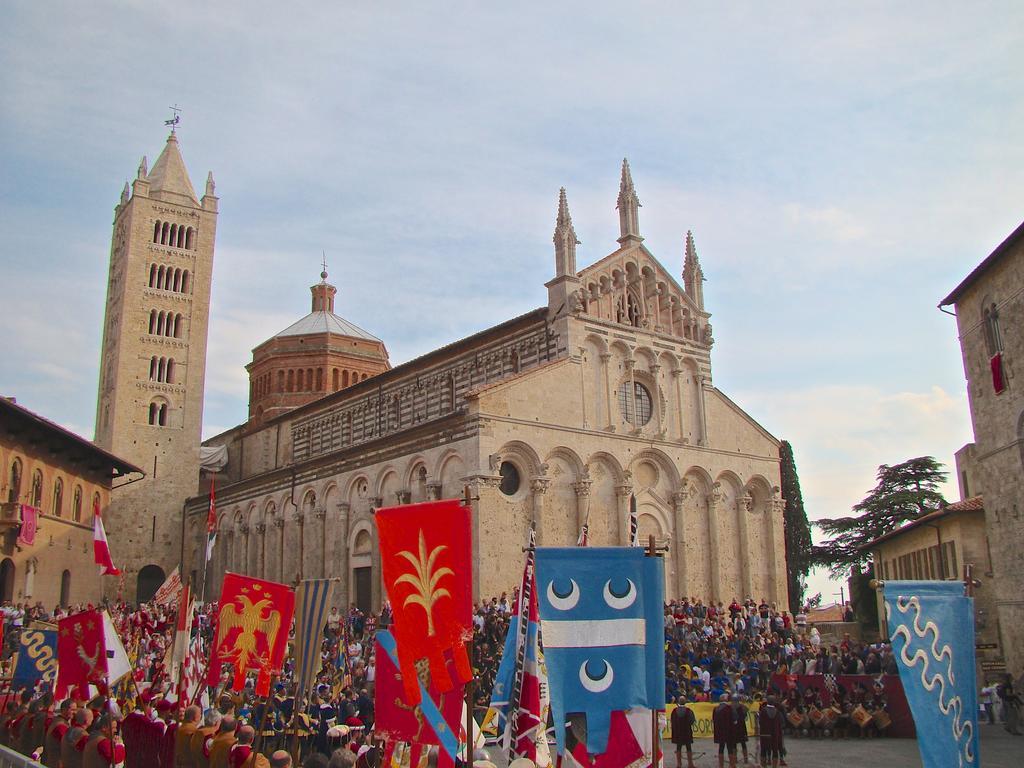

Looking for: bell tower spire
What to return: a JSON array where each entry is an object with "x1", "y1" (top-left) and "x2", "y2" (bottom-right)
[
  {"x1": 553, "y1": 187, "x2": 580, "y2": 277},
  {"x1": 616, "y1": 158, "x2": 643, "y2": 246},
  {"x1": 683, "y1": 230, "x2": 705, "y2": 310}
]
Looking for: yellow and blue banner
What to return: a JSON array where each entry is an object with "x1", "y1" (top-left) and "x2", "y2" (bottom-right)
[
  {"x1": 884, "y1": 580, "x2": 979, "y2": 768},
  {"x1": 294, "y1": 578, "x2": 335, "y2": 697}
]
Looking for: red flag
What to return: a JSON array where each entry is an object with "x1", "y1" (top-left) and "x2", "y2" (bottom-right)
[
  {"x1": 93, "y1": 497, "x2": 120, "y2": 576},
  {"x1": 56, "y1": 609, "x2": 107, "y2": 699},
  {"x1": 376, "y1": 500, "x2": 472, "y2": 704},
  {"x1": 207, "y1": 573, "x2": 294, "y2": 696}
]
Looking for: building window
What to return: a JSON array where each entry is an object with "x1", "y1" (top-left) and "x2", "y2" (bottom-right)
[
  {"x1": 73, "y1": 486, "x2": 83, "y2": 522},
  {"x1": 92, "y1": 492, "x2": 101, "y2": 519},
  {"x1": 499, "y1": 462, "x2": 521, "y2": 496},
  {"x1": 618, "y1": 381, "x2": 653, "y2": 426},
  {"x1": 7, "y1": 459, "x2": 21, "y2": 504},
  {"x1": 52, "y1": 477, "x2": 63, "y2": 517},
  {"x1": 30, "y1": 470, "x2": 42, "y2": 508},
  {"x1": 983, "y1": 303, "x2": 1003, "y2": 355}
]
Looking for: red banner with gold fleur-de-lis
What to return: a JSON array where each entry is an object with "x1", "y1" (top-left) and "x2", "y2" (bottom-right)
[
  {"x1": 376, "y1": 500, "x2": 473, "y2": 704},
  {"x1": 207, "y1": 573, "x2": 295, "y2": 696}
]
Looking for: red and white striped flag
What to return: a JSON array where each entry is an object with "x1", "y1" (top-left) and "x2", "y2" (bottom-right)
[
  {"x1": 171, "y1": 583, "x2": 193, "y2": 694},
  {"x1": 152, "y1": 566, "x2": 183, "y2": 607},
  {"x1": 178, "y1": 632, "x2": 205, "y2": 707},
  {"x1": 204, "y1": 476, "x2": 217, "y2": 563},
  {"x1": 93, "y1": 497, "x2": 121, "y2": 576},
  {"x1": 576, "y1": 522, "x2": 589, "y2": 547}
]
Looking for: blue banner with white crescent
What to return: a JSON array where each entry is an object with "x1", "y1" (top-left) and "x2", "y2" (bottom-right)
[
  {"x1": 883, "y1": 580, "x2": 979, "y2": 768},
  {"x1": 534, "y1": 547, "x2": 665, "y2": 756}
]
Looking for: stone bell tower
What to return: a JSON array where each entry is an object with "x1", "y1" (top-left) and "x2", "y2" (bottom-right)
[{"x1": 94, "y1": 127, "x2": 218, "y2": 601}]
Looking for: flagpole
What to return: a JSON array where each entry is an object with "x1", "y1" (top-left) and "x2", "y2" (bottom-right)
[
  {"x1": 645, "y1": 534, "x2": 662, "y2": 768},
  {"x1": 463, "y1": 486, "x2": 475, "y2": 763}
]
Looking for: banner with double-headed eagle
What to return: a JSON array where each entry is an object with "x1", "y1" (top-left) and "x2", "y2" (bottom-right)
[
  {"x1": 376, "y1": 499, "x2": 473, "y2": 705},
  {"x1": 883, "y1": 580, "x2": 979, "y2": 768},
  {"x1": 208, "y1": 573, "x2": 295, "y2": 695}
]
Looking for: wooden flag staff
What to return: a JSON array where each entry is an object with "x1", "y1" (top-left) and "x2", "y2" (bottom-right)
[
  {"x1": 463, "y1": 485, "x2": 476, "y2": 763},
  {"x1": 645, "y1": 534, "x2": 663, "y2": 768}
]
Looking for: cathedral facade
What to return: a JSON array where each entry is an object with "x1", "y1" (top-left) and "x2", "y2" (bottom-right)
[{"x1": 184, "y1": 161, "x2": 789, "y2": 611}]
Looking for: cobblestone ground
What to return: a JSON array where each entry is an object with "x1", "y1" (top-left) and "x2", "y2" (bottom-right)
[
  {"x1": 480, "y1": 727, "x2": 1021, "y2": 768},
  {"x1": 657, "y1": 724, "x2": 1021, "y2": 768}
]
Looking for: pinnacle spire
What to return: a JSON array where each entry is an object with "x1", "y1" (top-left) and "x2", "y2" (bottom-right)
[
  {"x1": 120, "y1": 181, "x2": 129, "y2": 205},
  {"x1": 146, "y1": 132, "x2": 198, "y2": 205},
  {"x1": 137, "y1": 156, "x2": 148, "y2": 179},
  {"x1": 553, "y1": 187, "x2": 580, "y2": 277},
  {"x1": 616, "y1": 158, "x2": 642, "y2": 245},
  {"x1": 683, "y1": 230, "x2": 705, "y2": 309}
]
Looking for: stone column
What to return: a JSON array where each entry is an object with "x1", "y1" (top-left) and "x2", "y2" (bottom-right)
[
  {"x1": 615, "y1": 479, "x2": 634, "y2": 546},
  {"x1": 672, "y1": 366, "x2": 685, "y2": 442},
  {"x1": 293, "y1": 510, "x2": 305, "y2": 583},
  {"x1": 672, "y1": 490, "x2": 689, "y2": 599},
  {"x1": 314, "y1": 507, "x2": 327, "y2": 579},
  {"x1": 573, "y1": 477, "x2": 591, "y2": 541},
  {"x1": 273, "y1": 517, "x2": 285, "y2": 583},
  {"x1": 651, "y1": 363, "x2": 663, "y2": 436},
  {"x1": 709, "y1": 483, "x2": 724, "y2": 598},
  {"x1": 698, "y1": 375, "x2": 710, "y2": 446},
  {"x1": 426, "y1": 482, "x2": 443, "y2": 501},
  {"x1": 396, "y1": 490, "x2": 411, "y2": 505},
  {"x1": 738, "y1": 492, "x2": 753, "y2": 600},
  {"x1": 600, "y1": 352, "x2": 614, "y2": 431},
  {"x1": 336, "y1": 503, "x2": 350, "y2": 604},
  {"x1": 625, "y1": 358, "x2": 637, "y2": 433},
  {"x1": 531, "y1": 477, "x2": 549, "y2": 545},
  {"x1": 239, "y1": 524, "x2": 250, "y2": 576},
  {"x1": 578, "y1": 347, "x2": 589, "y2": 429},
  {"x1": 255, "y1": 522, "x2": 267, "y2": 579},
  {"x1": 768, "y1": 489, "x2": 787, "y2": 608},
  {"x1": 368, "y1": 499, "x2": 383, "y2": 612}
]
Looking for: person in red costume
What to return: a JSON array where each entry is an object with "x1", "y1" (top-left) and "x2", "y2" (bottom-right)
[
  {"x1": 81, "y1": 713, "x2": 126, "y2": 768},
  {"x1": 43, "y1": 699, "x2": 75, "y2": 768},
  {"x1": 228, "y1": 725, "x2": 270, "y2": 768}
]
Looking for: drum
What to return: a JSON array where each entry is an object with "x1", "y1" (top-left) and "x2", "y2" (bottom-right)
[
  {"x1": 809, "y1": 706, "x2": 824, "y2": 726},
  {"x1": 787, "y1": 710, "x2": 806, "y2": 728},
  {"x1": 852, "y1": 705, "x2": 872, "y2": 728},
  {"x1": 823, "y1": 707, "x2": 840, "y2": 726},
  {"x1": 872, "y1": 710, "x2": 892, "y2": 731}
]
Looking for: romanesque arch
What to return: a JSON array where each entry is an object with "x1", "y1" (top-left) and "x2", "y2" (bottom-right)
[
  {"x1": 136, "y1": 564, "x2": 165, "y2": 603},
  {"x1": 542, "y1": 446, "x2": 586, "y2": 546}
]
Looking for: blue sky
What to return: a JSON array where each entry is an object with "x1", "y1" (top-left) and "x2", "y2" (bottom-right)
[{"x1": 2, "y1": 2, "x2": 1022, "y2": 601}]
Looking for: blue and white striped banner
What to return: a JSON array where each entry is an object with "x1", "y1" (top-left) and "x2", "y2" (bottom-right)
[
  {"x1": 884, "y1": 580, "x2": 979, "y2": 768},
  {"x1": 294, "y1": 578, "x2": 335, "y2": 696}
]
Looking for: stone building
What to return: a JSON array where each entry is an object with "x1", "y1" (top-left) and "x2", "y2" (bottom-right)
[
  {"x1": 0, "y1": 396, "x2": 141, "y2": 607},
  {"x1": 867, "y1": 496, "x2": 1000, "y2": 681},
  {"x1": 940, "y1": 219, "x2": 1024, "y2": 675},
  {"x1": 186, "y1": 161, "x2": 789, "y2": 612},
  {"x1": 93, "y1": 130, "x2": 218, "y2": 601}
]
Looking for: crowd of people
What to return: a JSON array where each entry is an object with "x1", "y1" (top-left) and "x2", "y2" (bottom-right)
[{"x1": 0, "y1": 592, "x2": 1019, "y2": 767}]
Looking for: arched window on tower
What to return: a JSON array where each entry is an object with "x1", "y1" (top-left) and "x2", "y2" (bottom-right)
[
  {"x1": 161, "y1": 221, "x2": 169, "y2": 245},
  {"x1": 169, "y1": 224, "x2": 178, "y2": 247},
  {"x1": 153, "y1": 221, "x2": 162, "y2": 243},
  {"x1": 177, "y1": 226, "x2": 186, "y2": 249},
  {"x1": 186, "y1": 227, "x2": 195, "y2": 250},
  {"x1": 181, "y1": 270, "x2": 190, "y2": 293},
  {"x1": 287, "y1": 370, "x2": 294, "y2": 392},
  {"x1": 7, "y1": 459, "x2": 21, "y2": 504},
  {"x1": 296, "y1": 369, "x2": 304, "y2": 391},
  {"x1": 166, "y1": 359, "x2": 175, "y2": 384},
  {"x1": 307, "y1": 369, "x2": 314, "y2": 391},
  {"x1": 73, "y1": 485, "x2": 83, "y2": 522},
  {"x1": 342, "y1": 370, "x2": 349, "y2": 388},
  {"x1": 332, "y1": 368, "x2": 339, "y2": 391},
  {"x1": 316, "y1": 368, "x2": 323, "y2": 391},
  {"x1": 149, "y1": 357, "x2": 157, "y2": 380},
  {"x1": 157, "y1": 265, "x2": 165, "y2": 289},
  {"x1": 149, "y1": 264, "x2": 157, "y2": 287},
  {"x1": 173, "y1": 314, "x2": 182, "y2": 338},
  {"x1": 157, "y1": 358, "x2": 166, "y2": 382},
  {"x1": 149, "y1": 402, "x2": 158, "y2": 425},
  {"x1": 173, "y1": 268, "x2": 181, "y2": 292},
  {"x1": 983, "y1": 302, "x2": 1004, "y2": 356},
  {"x1": 159, "y1": 403, "x2": 168, "y2": 427},
  {"x1": 30, "y1": 470, "x2": 42, "y2": 508},
  {"x1": 277, "y1": 370, "x2": 285, "y2": 392},
  {"x1": 149, "y1": 310, "x2": 157, "y2": 334},
  {"x1": 52, "y1": 477, "x2": 63, "y2": 517}
]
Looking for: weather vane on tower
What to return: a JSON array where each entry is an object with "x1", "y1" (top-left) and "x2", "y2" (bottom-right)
[
  {"x1": 321, "y1": 251, "x2": 329, "y2": 280},
  {"x1": 165, "y1": 104, "x2": 182, "y2": 133}
]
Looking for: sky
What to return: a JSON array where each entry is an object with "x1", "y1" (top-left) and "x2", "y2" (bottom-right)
[{"x1": 2, "y1": 2, "x2": 1022, "y2": 602}]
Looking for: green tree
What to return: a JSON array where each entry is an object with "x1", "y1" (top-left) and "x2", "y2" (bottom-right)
[
  {"x1": 814, "y1": 456, "x2": 947, "y2": 577},
  {"x1": 780, "y1": 441, "x2": 813, "y2": 609}
]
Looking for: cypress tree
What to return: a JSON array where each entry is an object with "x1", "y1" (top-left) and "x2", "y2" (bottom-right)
[{"x1": 780, "y1": 440, "x2": 813, "y2": 610}]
